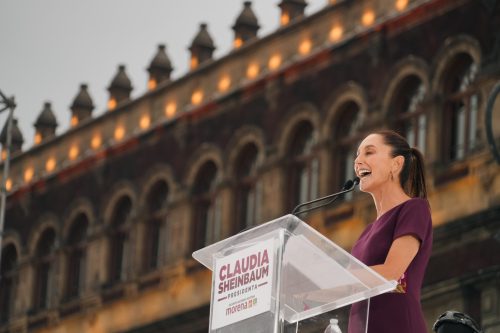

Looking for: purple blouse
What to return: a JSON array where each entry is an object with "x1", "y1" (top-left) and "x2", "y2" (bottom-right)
[{"x1": 349, "y1": 198, "x2": 433, "y2": 333}]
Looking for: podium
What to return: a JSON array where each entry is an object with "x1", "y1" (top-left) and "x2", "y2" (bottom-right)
[{"x1": 192, "y1": 214, "x2": 396, "y2": 332}]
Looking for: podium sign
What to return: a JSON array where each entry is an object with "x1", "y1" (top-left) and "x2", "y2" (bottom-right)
[
  {"x1": 193, "y1": 215, "x2": 396, "y2": 332},
  {"x1": 212, "y1": 238, "x2": 275, "y2": 329}
]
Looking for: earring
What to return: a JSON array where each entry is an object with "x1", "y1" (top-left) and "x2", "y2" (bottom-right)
[{"x1": 390, "y1": 171, "x2": 394, "y2": 181}]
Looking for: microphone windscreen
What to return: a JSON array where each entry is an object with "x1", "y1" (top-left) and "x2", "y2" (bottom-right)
[
  {"x1": 353, "y1": 176, "x2": 360, "y2": 185},
  {"x1": 342, "y1": 179, "x2": 354, "y2": 190}
]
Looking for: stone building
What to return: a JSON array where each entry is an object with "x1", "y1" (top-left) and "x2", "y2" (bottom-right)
[{"x1": 1, "y1": 0, "x2": 500, "y2": 332}]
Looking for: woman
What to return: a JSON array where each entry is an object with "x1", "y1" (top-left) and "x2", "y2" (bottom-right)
[{"x1": 349, "y1": 130, "x2": 433, "y2": 333}]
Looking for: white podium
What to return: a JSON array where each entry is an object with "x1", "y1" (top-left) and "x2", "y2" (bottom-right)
[{"x1": 193, "y1": 214, "x2": 396, "y2": 332}]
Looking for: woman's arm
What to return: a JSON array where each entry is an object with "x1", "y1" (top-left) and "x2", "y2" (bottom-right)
[{"x1": 370, "y1": 235, "x2": 420, "y2": 281}]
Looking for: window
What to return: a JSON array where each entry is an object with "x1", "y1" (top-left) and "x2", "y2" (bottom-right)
[
  {"x1": 235, "y1": 143, "x2": 261, "y2": 232},
  {"x1": 33, "y1": 229, "x2": 56, "y2": 311},
  {"x1": 143, "y1": 180, "x2": 169, "y2": 272},
  {"x1": 288, "y1": 121, "x2": 318, "y2": 210},
  {"x1": 0, "y1": 244, "x2": 18, "y2": 323},
  {"x1": 333, "y1": 101, "x2": 362, "y2": 200},
  {"x1": 192, "y1": 161, "x2": 220, "y2": 251},
  {"x1": 390, "y1": 75, "x2": 427, "y2": 153},
  {"x1": 65, "y1": 213, "x2": 88, "y2": 300},
  {"x1": 442, "y1": 53, "x2": 479, "y2": 161},
  {"x1": 108, "y1": 196, "x2": 132, "y2": 283}
]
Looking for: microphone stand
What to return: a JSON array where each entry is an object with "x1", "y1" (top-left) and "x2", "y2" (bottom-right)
[{"x1": 292, "y1": 177, "x2": 359, "y2": 216}]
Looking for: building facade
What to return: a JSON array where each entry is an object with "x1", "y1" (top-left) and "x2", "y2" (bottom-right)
[{"x1": 1, "y1": 0, "x2": 500, "y2": 332}]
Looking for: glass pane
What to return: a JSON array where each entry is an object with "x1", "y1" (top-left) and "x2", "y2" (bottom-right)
[
  {"x1": 299, "y1": 166, "x2": 309, "y2": 204},
  {"x1": 311, "y1": 159, "x2": 319, "y2": 200},
  {"x1": 121, "y1": 236, "x2": 129, "y2": 281},
  {"x1": 455, "y1": 104, "x2": 466, "y2": 160},
  {"x1": 407, "y1": 83, "x2": 426, "y2": 114},
  {"x1": 215, "y1": 197, "x2": 222, "y2": 242},
  {"x1": 205, "y1": 205, "x2": 215, "y2": 246},
  {"x1": 110, "y1": 234, "x2": 126, "y2": 282},
  {"x1": 418, "y1": 115, "x2": 427, "y2": 154},
  {"x1": 158, "y1": 221, "x2": 167, "y2": 265},
  {"x1": 245, "y1": 187, "x2": 256, "y2": 229},
  {"x1": 206, "y1": 198, "x2": 222, "y2": 245},
  {"x1": 79, "y1": 252, "x2": 86, "y2": 293},
  {"x1": 39, "y1": 263, "x2": 51, "y2": 309},
  {"x1": 406, "y1": 121, "x2": 415, "y2": 148},
  {"x1": 255, "y1": 181, "x2": 262, "y2": 225},
  {"x1": 468, "y1": 94, "x2": 478, "y2": 151},
  {"x1": 147, "y1": 222, "x2": 160, "y2": 269}
]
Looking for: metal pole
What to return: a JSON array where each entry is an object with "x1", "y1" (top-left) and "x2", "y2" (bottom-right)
[{"x1": 0, "y1": 89, "x2": 16, "y2": 278}]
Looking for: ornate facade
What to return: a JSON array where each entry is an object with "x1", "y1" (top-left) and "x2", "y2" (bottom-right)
[{"x1": 1, "y1": 0, "x2": 500, "y2": 332}]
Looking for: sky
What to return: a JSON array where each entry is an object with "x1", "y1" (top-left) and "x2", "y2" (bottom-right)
[{"x1": 0, "y1": 0, "x2": 326, "y2": 149}]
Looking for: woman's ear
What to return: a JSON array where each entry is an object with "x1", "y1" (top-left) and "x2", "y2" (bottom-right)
[{"x1": 392, "y1": 155, "x2": 405, "y2": 176}]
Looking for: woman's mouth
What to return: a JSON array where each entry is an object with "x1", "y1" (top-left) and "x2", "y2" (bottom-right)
[{"x1": 358, "y1": 169, "x2": 372, "y2": 178}]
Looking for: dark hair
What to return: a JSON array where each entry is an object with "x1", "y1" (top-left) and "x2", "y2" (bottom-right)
[{"x1": 375, "y1": 130, "x2": 428, "y2": 198}]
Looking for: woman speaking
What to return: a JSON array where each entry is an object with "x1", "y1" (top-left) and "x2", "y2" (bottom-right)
[{"x1": 349, "y1": 130, "x2": 433, "y2": 333}]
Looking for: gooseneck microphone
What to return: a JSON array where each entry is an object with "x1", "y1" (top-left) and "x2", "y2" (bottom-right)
[{"x1": 292, "y1": 177, "x2": 360, "y2": 216}]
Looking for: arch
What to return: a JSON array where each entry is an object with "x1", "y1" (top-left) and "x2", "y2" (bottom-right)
[
  {"x1": 381, "y1": 56, "x2": 430, "y2": 118},
  {"x1": 28, "y1": 214, "x2": 60, "y2": 256},
  {"x1": 432, "y1": 35, "x2": 483, "y2": 162},
  {"x1": 276, "y1": 102, "x2": 321, "y2": 159},
  {"x1": 226, "y1": 126, "x2": 266, "y2": 178},
  {"x1": 431, "y1": 35, "x2": 482, "y2": 94},
  {"x1": 323, "y1": 82, "x2": 368, "y2": 140},
  {"x1": 185, "y1": 143, "x2": 224, "y2": 189},
  {"x1": 138, "y1": 164, "x2": 177, "y2": 211},
  {"x1": 0, "y1": 231, "x2": 23, "y2": 258},
  {"x1": 62, "y1": 197, "x2": 95, "y2": 240},
  {"x1": 102, "y1": 180, "x2": 138, "y2": 225},
  {"x1": 65, "y1": 214, "x2": 89, "y2": 243}
]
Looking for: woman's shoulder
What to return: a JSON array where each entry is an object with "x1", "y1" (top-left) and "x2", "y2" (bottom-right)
[
  {"x1": 398, "y1": 197, "x2": 433, "y2": 222},
  {"x1": 402, "y1": 197, "x2": 431, "y2": 211}
]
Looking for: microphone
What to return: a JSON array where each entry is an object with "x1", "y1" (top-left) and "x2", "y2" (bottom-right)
[{"x1": 292, "y1": 177, "x2": 360, "y2": 216}]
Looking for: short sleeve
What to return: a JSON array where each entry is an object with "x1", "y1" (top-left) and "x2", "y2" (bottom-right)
[{"x1": 393, "y1": 198, "x2": 432, "y2": 244}]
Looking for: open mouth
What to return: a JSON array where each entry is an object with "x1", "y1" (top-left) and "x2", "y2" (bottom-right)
[{"x1": 358, "y1": 169, "x2": 372, "y2": 178}]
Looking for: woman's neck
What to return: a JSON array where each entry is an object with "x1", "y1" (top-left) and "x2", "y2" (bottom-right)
[{"x1": 370, "y1": 183, "x2": 411, "y2": 219}]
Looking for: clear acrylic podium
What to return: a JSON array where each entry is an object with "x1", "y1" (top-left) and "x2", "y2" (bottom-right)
[{"x1": 192, "y1": 214, "x2": 396, "y2": 333}]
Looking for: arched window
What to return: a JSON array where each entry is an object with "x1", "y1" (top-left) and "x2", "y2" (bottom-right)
[
  {"x1": 442, "y1": 53, "x2": 479, "y2": 161},
  {"x1": 235, "y1": 143, "x2": 261, "y2": 232},
  {"x1": 390, "y1": 75, "x2": 427, "y2": 153},
  {"x1": 33, "y1": 228, "x2": 56, "y2": 311},
  {"x1": 65, "y1": 213, "x2": 88, "y2": 300},
  {"x1": 192, "y1": 161, "x2": 220, "y2": 251},
  {"x1": 108, "y1": 196, "x2": 132, "y2": 283},
  {"x1": 288, "y1": 121, "x2": 318, "y2": 210},
  {"x1": 143, "y1": 180, "x2": 169, "y2": 272},
  {"x1": 0, "y1": 244, "x2": 18, "y2": 323},
  {"x1": 333, "y1": 101, "x2": 362, "y2": 200}
]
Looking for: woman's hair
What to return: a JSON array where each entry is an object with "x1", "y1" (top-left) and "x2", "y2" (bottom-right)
[{"x1": 375, "y1": 130, "x2": 428, "y2": 198}]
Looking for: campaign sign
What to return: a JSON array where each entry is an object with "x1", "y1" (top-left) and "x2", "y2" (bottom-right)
[{"x1": 211, "y1": 238, "x2": 275, "y2": 329}]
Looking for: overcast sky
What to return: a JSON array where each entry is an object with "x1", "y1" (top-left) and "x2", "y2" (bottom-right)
[{"x1": 0, "y1": 0, "x2": 326, "y2": 148}]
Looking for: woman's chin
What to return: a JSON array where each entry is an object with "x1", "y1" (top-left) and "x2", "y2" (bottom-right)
[{"x1": 359, "y1": 177, "x2": 373, "y2": 192}]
